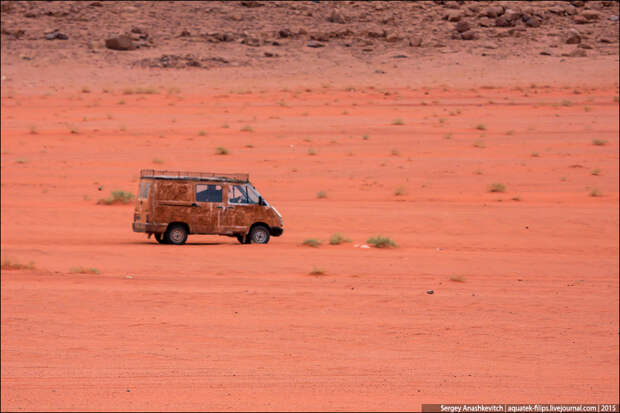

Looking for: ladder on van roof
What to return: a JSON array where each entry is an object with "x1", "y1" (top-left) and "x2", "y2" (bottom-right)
[{"x1": 140, "y1": 169, "x2": 249, "y2": 183}]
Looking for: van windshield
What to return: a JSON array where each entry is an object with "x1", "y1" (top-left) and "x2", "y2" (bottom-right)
[{"x1": 228, "y1": 184, "x2": 261, "y2": 205}]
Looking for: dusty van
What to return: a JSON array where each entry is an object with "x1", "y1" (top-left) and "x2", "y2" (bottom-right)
[{"x1": 132, "y1": 169, "x2": 283, "y2": 245}]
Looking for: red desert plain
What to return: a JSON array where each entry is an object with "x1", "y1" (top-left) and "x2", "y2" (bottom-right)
[{"x1": 1, "y1": 1, "x2": 619, "y2": 411}]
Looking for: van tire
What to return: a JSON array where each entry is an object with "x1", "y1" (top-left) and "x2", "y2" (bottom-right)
[
  {"x1": 165, "y1": 224, "x2": 188, "y2": 245},
  {"x1": 155, "y1": 233, "x2": 168, "y2": 244},
  {"x1": 249, "y1": 225, "x2": 270, "y2": 244}
]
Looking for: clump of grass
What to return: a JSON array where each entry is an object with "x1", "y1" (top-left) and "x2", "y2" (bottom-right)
[
  {"x1": 584, "y1": 106, "x2": 592, "y2": 112},
  {"x1": 16, "y1": 158, "x2": 28, "y2": 164},
  {"x1": 29, "y1": 125, "x2": 38, "y2": 135},
  {"x1": 308, "y1": 147, "x2": 317, "y2": 156},
  {"x1": 70, "y1": 266, "x2": 100, "y2": 274},
  {"x1": 449, "y1": 275, "x2": 465, "y2": 283},
  {"x1": 316, "y1": 190, "x2": 327, "y2": 199},
  {"x1": 591, "y1": 168, "x2": 601, "y2": 176},
  {"x1": 362, "y1": 134, "x2": 369, "y2": 140},
  {"x1": 394, "y1": 185, "x2": 406, "y2": 196},
  {"x1": 475, "y1": 123, "x2": 486, "y2": 131},
  {"x1": 329, "y1": 233, "x2": 351, "y2": 245},
  {"x1": 1, "y1": 258, "x2": 35, "y2": 270},
  {"x1": 152, "y1": 158, "x2": 164, "y2": 164},
  {"x1": 531, "y1": 152, "x2": 540, "y2": 157},
  {"x1": 221, "y1": 123, "x2": 230, "y2": 129},
  {"x1": 488, "y1": 183, "x2": 506, "y2": 193},
  {"x1": 245, "y1": 144, "x2": 254, "y2": 148},
  {"x1": 198, "y1": 130, "x2": 206, "y2": 136},
  {"x1": 444, "y1": 133, "x2": 452, "y2": 139},
  {"x1": 367, "y1": 235, "x2": 397, "y2": 248},
  {"x1": 392, "y1": 118, "x2": 404, "y2": 125},
  {"x1": 590, "y1": 187, "x2": 602, "y2": 197},
  {"x1": 97, "y1": 190, "x2": 135, "y2": 205},
  {"x1": 117, "y1": 100, "x2": 125, "y2": 105},
  {"x1": 592, "y1": 139, "x2": 607, "y2": 146},
  {"x1": 309, "y1": 266, "x2": 326, "y2": 276},
  {"x1": 122, "y1": 87, "x2": 157, "y2": 95},
  {"x1": 240, "y1": 125, "x2": 254, "y2": 132},
  {"x1": 302, "y1": 238, "x2": 321, "y2": 248},
  {"x1": 81, "y1": 87, "x2": 91, "y2": 94},
  {"x1": 70, "y1": 127, "x2": 79, "y2": 134},
  {"x1": 216, "y1": 146, "x2": 229, "y2": 155},
  {"x1": 473, "y1": 140, "x2": 485, "y2": 149},
  {"x1": 391, "y1": 148, "x2": 400, "y2": 156},
  {"x1": 511, "y1": 196, "x2": 521, "y2": 201},
  {"x1": 561, "y1": 99, "x2": 572, "y2": 107},
  {"x1": 505, "y1": 130, "x2": 515, "y2": 136}
]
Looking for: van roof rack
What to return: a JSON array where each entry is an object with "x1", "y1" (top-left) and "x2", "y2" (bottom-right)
[{"x1": 140, "y1": 169, "x2": 249, "y2": 183}]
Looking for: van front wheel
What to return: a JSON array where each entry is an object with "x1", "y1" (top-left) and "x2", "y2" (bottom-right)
[
  {"x1": 166, "y1": 224, "x2": 188, "y2": 245},
  {"x1": 249, "y1": 225, "x2": 270, "y2": 244}
]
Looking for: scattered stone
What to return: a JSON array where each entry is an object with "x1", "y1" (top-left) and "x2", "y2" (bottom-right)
[
  {"x1": 461, "y1": 30, "x2": 477, "y2": 40},
  {"x1": 504, "y1": 9, "x2": 521, "y2": 22},
  {"x1": 263, "y1": 51, "x2": 279, "y2": 57},
  {"x1": 278, "y1": 29, "x2": 293, "y2": 38},
  {"x1": 45, "y1": 30, "x2": 68, "y2": 40},
  {"x1": 409, "y1": 37, "x2": 423, "y2": 47},
  {"x1": 105, "y1": 35, "x2": 135, "y2": 50},
  {"x1": 386, "y1": 33, "x2": 401, "y2": 42},
  {"x1": 578, "y1": 43, "x2": 592, "y2": 49},
  {"x1": 455, "y1": 21, "x2": 470, "y2": 33},
  {"x1": 204, "y1": 32, "x2": 235, "y2": 43},
  {"x1": 179, "y1": 30, "x2": 191, "y2": 37},
  {"x1": 89, "y1": 1, "x2": 103, "y2": 6},
  {"x1": 598, "y1": 36, "x2": 615, "y2": 44},
  {"x1": 573, "y1": 15, "x2": 589, "y2": 24},
  {"x1": 307, "y1": 41, "x2": 325, "y2": 48},
  {"x1": 444, "y1": 10, "x2": 464, "y2": 22},
  {"x1": 444, "y1": 1, "x2": 461, "y2": 9},
  {"x1": 540, "y1": 50, "x2": 552, "y2": 56},
  {"x1": 481, "y1": 41, "x2": 498, "y2": 49},
  {"x1": 1, "y1": 28, "x2": 26, "y2": 39},
  {"x1": 327, "y1": 9, "x2": 347, "y2": 24},
  {"x1": 495, "y1": 16, "x2": 512, "y2": 27},
  {"x1": 426, "y1": 290, "x2": 434, "y2": 295},
  {"x1": 484, "y1": 5, "x2": 504, "y2": 18},
  {"x1": 240, "y1": 1, "x2": 263, "y2": 7},
  {"x1": 566, "y1": 29, "x2": 581, "y2": 44},
  {"x1": 581, "y1": 10, "x2": 600, "y2": 20},
  {"x1": 392, "y1": 54, "x2": 408, "y2": 58},
  {"x1": 570, "y1": 0, "x2": 585, "y2": 7},
  {"x1": 132, "y1": 54, "x2": 226, "y2": 69},
  {"x1": 610, "y1": 15, "x2": 619, "y2": 22},
  {"x1": 525, "y1": 17, "x2": 541, "y2": 27},
  {"x1": 375, "y1": 69, "x2": 386, "y2": 74},
  {"x1": 241, "y1": 36, "x2": 261, "y2": 46}
]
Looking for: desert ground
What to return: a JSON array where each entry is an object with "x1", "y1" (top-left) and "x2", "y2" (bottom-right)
[{"x1": 1, "y1": 1, "x2": 619, "y2": 411}]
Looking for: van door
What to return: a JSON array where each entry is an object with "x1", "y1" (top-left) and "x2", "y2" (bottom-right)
[
  {"x1": 192, "y1": 183, "x2": 224, "y2": 234},
  {"x1": 222, "y1": 183, "x2": 261, "y2": 234}
]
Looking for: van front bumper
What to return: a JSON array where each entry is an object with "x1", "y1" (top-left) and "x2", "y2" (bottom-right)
[
  {"x1": 270, "y1": 227, "x2": 283, "y2": 237},
  {"x1": 132, "y1": 222, "x2": 167, "y2": 233}
]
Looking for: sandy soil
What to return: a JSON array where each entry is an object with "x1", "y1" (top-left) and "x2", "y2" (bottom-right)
[{"x1": 1, "y1": 2, "x2": 619, "y2": 411}]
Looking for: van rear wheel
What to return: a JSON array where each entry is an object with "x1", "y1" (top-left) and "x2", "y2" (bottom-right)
[
  {"x1": 155, "y1": 233, "x2": 168, "y2": 244},
  {"x1": 165, "y1": 224, "x2": 188, "y2": 245},
  {"x1": 249, "y1": 225, "x2": 270, "y2": 244}
]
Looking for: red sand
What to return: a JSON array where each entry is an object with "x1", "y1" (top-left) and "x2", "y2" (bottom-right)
[{"x1": 1, "y1": 54, "x2": 619, "y2": 411}]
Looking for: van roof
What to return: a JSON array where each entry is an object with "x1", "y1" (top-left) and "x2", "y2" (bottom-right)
[{"x1": 140, "y1": 169, "x2": 249, "y2": 183}]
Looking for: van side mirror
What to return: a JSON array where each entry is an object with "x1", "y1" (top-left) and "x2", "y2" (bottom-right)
[{"x1": 259, "y1": 196, "x2": 265, "y2": 206}]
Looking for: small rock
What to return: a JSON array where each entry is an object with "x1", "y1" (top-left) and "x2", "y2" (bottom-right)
[
  {"x1": 426, "y1": 290, "x2": 434, "y2": 295},
  {"x1": 360, "y1": 244, "x2": 370, "y2": 248},
  {"x1": 481, "y1": 41, "x2": 498, "y2": 49},
  {"x1": 263, "y1": 51, "x2": 279, "y2": 57},
  {"x1": 105, "y1": 35, "x2": 135, "y2": 51},
  {"x1": 610, "y1": 15, "x2": 619, "y2": 22},
  {"x1": 455, "y1": 21, "x2": 470, "y2": 33},
  {"x1": 444, "y1": 10, "x2": 464, "y2": 22},
  {"x1": 573, "y1": 15, "x2": 589, "y2": 24},
  {"x1": 525, "y1": 17, "x2": 541, "y2": 27},
  {"x1": 578, "y1": 43, "x2": 592, "y2": 49},
  {"x1": 495, "y1": 16, "x2": 512, "y2": 27},
  {"x1": 45, "y1": 30, "x2": 68, "y2": 40},
  {"x1": 598, "y1": 36, "x2": 614, "y2": 43},
  {"x1": 504, "y1": 9, "x2": 521, "y2": 22},
  {"x1": 327, "y1": 9, "x2": 346, "y2": 24},
  {"x1": 566, "y1": 29, "x2": 581, "y2": 44},
  {"x1": 179, "y1": 30, "x2": 191, "y2": 37},
  {"x1": 278, "y1": 29, "x2": 292, "y2": 38},
  {"x1": 392, "y1": 54, "x2": 408, "y2": 58},
  {"x1": 581, "y1": 10, "x2": 600, "y2": 20},
  {"x1": 485, "y1": 5, "x2": 504, "y2": 18},
  {"x1": 461, "y1": 30, "x2": 477, "y2": 40},
  {"x1": 409, "y1": 37, "x2": 423, "y2": 47},
  {"x1": 374, "y1": 69, "x2": 386, "y2": 74},
  {"x1": 540, "y1": 50, "x2": 552, "y2": 56},
  {"x1": 307, "y1": 41, "x2": 324, "y2": 48},
  {"x1": 240, "y1": 1, "x2": 263, "y2": 7}
]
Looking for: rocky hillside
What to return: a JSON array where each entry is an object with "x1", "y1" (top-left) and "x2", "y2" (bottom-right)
[{"x1": 1, "y1": 0, "x2": 618, "y2": 70}]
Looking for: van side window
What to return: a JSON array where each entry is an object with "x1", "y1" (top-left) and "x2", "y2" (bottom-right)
[
  {"x1": 196, "y1": 184, "x2": 222, "y2": 202},
  {"x1": 229, "y1": 184, "x2": 259, "y2": 204},
  {"x1": 139, "y1": 182, "x2": 150, "y2": 199}
]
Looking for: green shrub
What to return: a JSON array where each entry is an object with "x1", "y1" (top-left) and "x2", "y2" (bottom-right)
[
  {"x1": 329, "y1": 233, "x2": 351, "y2": 245},
  {"x1": 216, "y1": 147, "x2": 229, "y2": 155},
  {"x1": 302, "y1": 238, "x2": 321, "y2": 248},
  {"x1": 367, "y1": 235, "x2": 397, "y2": 248},
  {"x1": 488, "y1": 183, "x2": 506, "y2": 193},
  {"x1": 70, "y1": 267, "x2": 100, "y2": 274},
  {"x1": 98, "y1": 190, "x2": 135, "y2": 205}
]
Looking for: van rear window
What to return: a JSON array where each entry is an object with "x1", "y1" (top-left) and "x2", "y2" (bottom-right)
[
  {"x1": 139, "y1": 181, "x2": 151, "y2": 199},
  {"x1": 196, "y1": 184, "x2": 222, "y2": 203}
]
